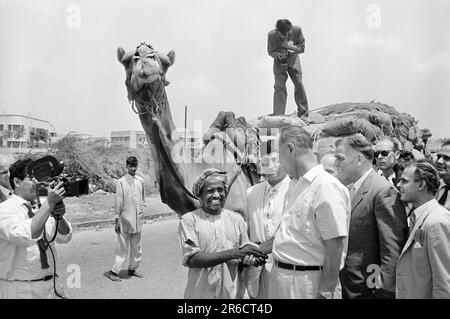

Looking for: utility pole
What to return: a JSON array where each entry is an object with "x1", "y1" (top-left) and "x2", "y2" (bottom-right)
[{"x1": 184, "y1": 105, "x2": 187, "y2": 150}]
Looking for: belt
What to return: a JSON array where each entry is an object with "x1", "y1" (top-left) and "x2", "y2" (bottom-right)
[
  {"x1": 12, "y1": 275, "x2": 54, "y2": 282},
  {"x1": 274, "y1": 260, "x2": 323, "y2": 271}
]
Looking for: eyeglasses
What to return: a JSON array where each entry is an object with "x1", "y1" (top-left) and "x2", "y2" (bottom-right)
[
  {"x1": 437, "y1": 154, "x2": 450, "y2": 161},
  {"x1": 374, "y1": 150, "x2": 391, "y2": 157},
  {"x1": 399, "y1": 150, "x2": 413, "y2": 160}
]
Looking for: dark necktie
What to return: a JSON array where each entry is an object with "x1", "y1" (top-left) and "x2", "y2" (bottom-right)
[
  {"x1": 408, "y1": 209, "x2": 416, "y2": 237},
  {"x1": 23, "y1": 203, "x2": 50, "y2": 269},
  {"x1": 438, "y1": 185, "x2": 449, "y2": 206}
]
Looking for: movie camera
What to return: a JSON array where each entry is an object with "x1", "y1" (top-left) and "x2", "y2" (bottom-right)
[{"x1": 27, "y1": 155, "x2": 89, "y2": 197}]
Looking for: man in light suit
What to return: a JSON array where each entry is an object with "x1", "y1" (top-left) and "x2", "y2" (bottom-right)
[
  {"x1": 396, "y1": 161, "x2": 450, "y2": 298},
  {"x1": 243, "y1": 140, "x2": 290, "y2": 298},
  {"x1": 334, "y1": 135, "x2": 408, "y2": 298}
]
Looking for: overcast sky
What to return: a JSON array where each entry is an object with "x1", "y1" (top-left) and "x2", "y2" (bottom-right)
[{"x1": 1, "y1": 0, "x2": 449, "y2": 138}]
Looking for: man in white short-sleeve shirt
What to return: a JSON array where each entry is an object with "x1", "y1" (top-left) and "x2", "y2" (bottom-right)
[{"x1": 270, "y1": 127, "x2": 351, "y2": 299}]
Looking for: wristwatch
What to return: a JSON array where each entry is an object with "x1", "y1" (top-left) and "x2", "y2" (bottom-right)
[{"x1": 318, "y1": 291, "x2": 334, "y2": 299}]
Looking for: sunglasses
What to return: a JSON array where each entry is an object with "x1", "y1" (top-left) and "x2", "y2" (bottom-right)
[
  {"x1": 399, "y1": 150, "x2": 413, "y2": 160},
  {"x1": 437, "y1": 154, "x2": 450, "y2": 161},
  {"x1": 374, "y1": 150, "x2": 391, "y2": 157}
]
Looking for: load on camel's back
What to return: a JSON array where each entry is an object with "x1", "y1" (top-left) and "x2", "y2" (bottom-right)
[{"x1": 247, "y1": 101, "x2": 429, "y2": 158}]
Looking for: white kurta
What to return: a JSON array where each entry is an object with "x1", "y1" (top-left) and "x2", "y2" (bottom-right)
[
  {"x1": 115, "y1": 174, "x2": 146, "y2": 234},
  {"x1": 0, "y1": 195, "x2": 73, "y2": 299},
  {"x1": 243, "y1": 176, "x2": 290, "y2": 299},
  {"x1": 179, "y1": 208, "x2": 249, "y2": 299}
]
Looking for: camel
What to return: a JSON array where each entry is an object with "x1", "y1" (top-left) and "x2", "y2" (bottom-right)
[{"x1": 117, "y1": 43, "x2": 259, "y2": 216}]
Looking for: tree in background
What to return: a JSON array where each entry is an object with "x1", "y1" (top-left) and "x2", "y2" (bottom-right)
[
  {"x1": 47, "y1": 133, "x2": 156, "y2": 194},
  {"x1": 28, "y1": 128, "x2": 49, "y2": 147}
]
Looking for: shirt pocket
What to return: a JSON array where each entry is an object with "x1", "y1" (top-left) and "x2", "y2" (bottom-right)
[{"x1": 289, "y1": 196, "x2": 313, "y2": 231}]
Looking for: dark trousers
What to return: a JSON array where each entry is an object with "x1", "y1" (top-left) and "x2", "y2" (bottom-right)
[{"x1": 273, "y1": 64, "x2": 308, "y2": 116}]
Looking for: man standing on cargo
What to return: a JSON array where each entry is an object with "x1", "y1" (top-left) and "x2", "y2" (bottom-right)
[{"x1": 268, "y1": 19, "x2": 308, "y2": 118}]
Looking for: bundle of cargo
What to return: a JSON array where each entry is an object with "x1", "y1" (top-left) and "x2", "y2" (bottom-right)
[{"x1": 249, "y1": 102, "x2": 426, "y2": 153}]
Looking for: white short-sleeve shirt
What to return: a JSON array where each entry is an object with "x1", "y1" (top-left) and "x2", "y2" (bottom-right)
[{"x1": 272, "y1": 165, "x2": 351, "y2": 268}]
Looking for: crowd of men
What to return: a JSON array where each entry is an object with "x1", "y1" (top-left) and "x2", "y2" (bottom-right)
[
  {"x1": 179, "y1": 130, "x2": 450, "y2": 299},
  {"x1": 1, "y1": 133, "x2": 449, "y2": 299},
  {"x1": 1, "y1": 16, "x2": 449, "y2": 299}
]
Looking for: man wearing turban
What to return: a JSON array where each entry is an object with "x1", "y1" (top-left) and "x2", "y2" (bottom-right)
[{"x1": 178, "y1": 168, "x2": 266, "y2": 298}]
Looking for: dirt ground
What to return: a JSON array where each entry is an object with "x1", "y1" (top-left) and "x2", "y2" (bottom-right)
[
  {"x1": 63, "y1": 192, "x2": 175, "y2": 227},
  {"x1": 57, "y1": 218, "x2": 187, "y2": 299}
]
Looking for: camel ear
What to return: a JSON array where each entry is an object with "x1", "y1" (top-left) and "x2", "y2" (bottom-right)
[
  {"x1": 167, "y1": 50, "x2": 176, "y2": 65},
  {"x1": 117, "y1": 47, "x2": 133, "y2": 66},
  {"x1": 157, "y1": 50, "x2": 176, "y2": 68}
]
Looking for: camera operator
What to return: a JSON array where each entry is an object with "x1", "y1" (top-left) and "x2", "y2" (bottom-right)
[{"x1": 0, "y1": 158, "x2": 72, "y2": 299}]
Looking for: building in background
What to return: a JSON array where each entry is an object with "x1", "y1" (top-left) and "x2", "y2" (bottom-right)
[
  {"x1": 173, "y1": 128, "x2": 203, "y2": 157},
  {"x1": 110, "y1": 130, "x2": 147, "y2": 149},
  {"x1": 110, "y1": 129, "x2": 202, "y2": 155},
  {"x1": 0, "y1": 113, "x2": 57, "y2": 152}
]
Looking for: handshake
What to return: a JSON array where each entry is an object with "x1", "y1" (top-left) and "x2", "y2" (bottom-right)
[{"x1": 235, "y1": 242, "x2": 269, "y2": 267}]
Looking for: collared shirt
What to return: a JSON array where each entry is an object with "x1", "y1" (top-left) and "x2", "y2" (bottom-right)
[
  {"x1": 353, "y1": 168, "x2": 373, "y2": 194},
  {"x1": 0, "y1": 185, "x2": 12, "y2": 201},
  {"x1": 179, "y1": 208, "x2": 249, "y2": 299},
  {"x1": 436, "y1": 180, "x2": 450, "y2": 211},
  {"x1": 379, "y1": 170, "x2": 396, "y2": 186},
  {"x1": 409, "y1": 199, "x2": 437, "y2": 228},
  {"x1": 0, "y1": 195, "x2": 72, "y2": 281},
  {"x1": 261, "y1": 176, "x2": 290, "y2": 239},
  {"x1": 116, "y1": 173, "x2": 146, "y2": 234},
  {"x1": 272, "y1": 165, "x2": 351, "y2": 268}
]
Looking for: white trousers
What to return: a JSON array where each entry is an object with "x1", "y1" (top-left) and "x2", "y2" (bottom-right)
[
  {"x1": 268, "y1": 265, "x2": 342, "y2": 299},
  {"x1": 0, "y1": 280, "x2": 56, "y2": 299},
  {"x1": 111, "y1": 231, "x2": 142, "y2": 274}
]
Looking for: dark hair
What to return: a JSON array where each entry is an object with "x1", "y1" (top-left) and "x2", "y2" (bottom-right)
[
  {"x1": 341, "y1": 134, "x2": 375, "y2": 161},
  {"x1": 9, "y1": 158, "x2": 33, "y2": 190},
  {"x1": 280, "y1": 126, "x2": 313, "y2": 151},
  {"x1": 441, "y1": 139, "x2": 450, "y2": 148},
  {"x1": 378, "y1": 137, "x2": 399, "y2": 151},
  {"x1": 276, "y1": 19, "x2": 292, "y2": 33},
  {"x1": 410, "y1": 160, "x2": 440, "y2": 195},
  {"x1": 126, "y1": 156, "x2": 138, "y2": 166}
]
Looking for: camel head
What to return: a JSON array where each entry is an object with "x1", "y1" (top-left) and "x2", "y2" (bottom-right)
[{"x1": 117, "y1": 43, "x2": 175, "y2": 92}]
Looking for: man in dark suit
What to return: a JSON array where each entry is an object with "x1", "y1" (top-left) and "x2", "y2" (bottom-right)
[
  {"x1": 267, "y1": 19, "x2": 308, "y2": 117},
  {"x1": 0, "y1": 155, "x2": 14, "y2": 203},
  {"x1": 334, "y1": 135, "x2": 408, "y2": 298},
  {"x1": 435, "y1": 139, "x2": 450, "y2": 211}
]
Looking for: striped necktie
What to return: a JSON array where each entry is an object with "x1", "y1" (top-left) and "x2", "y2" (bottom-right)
[
  {"x1": 24, "y1": 203, "x2": 50, "y2": 269},
  {"x1": 408, "y1": 209, "x2": 416, "y2": 237}
]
